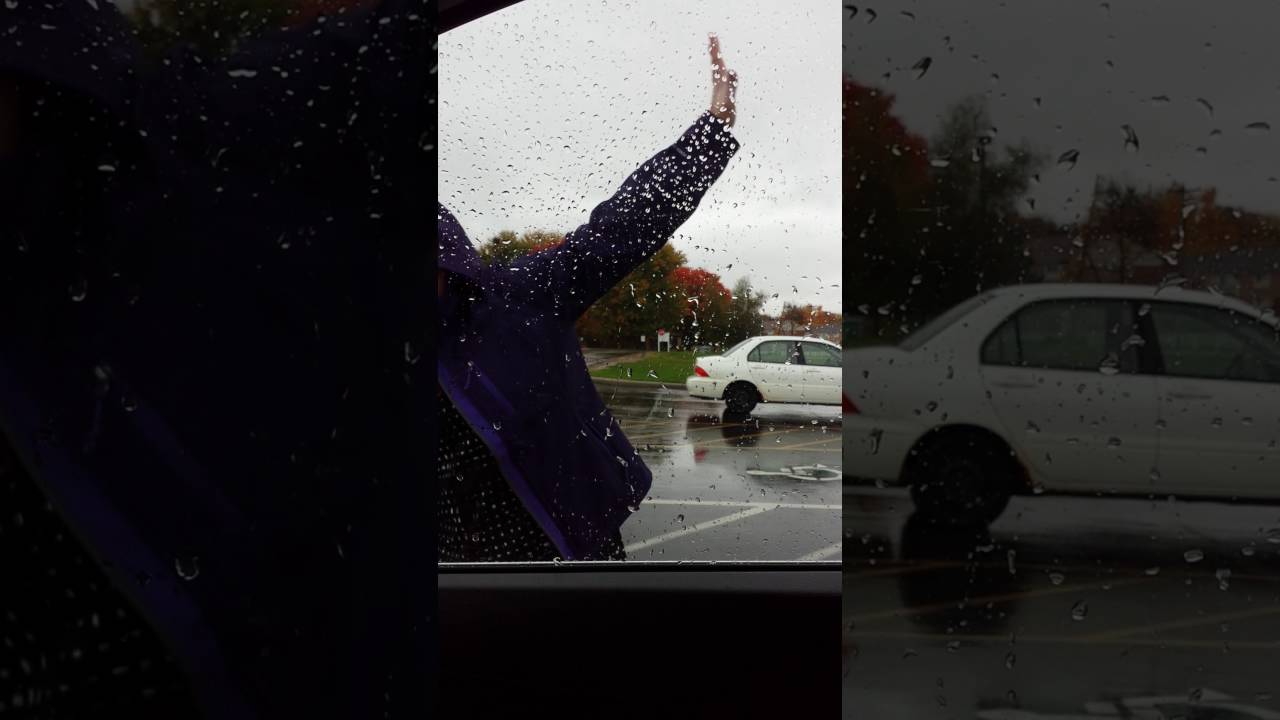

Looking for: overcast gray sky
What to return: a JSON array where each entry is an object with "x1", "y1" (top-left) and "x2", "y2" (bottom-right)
[
  {"x1": 439, "y1": 0, "x2": 841, "y2": 314},
  {"x1": 845, "y1": 0, "x2": 1280, "y2": 224}
]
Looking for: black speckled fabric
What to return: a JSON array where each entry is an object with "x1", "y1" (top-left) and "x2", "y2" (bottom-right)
[
  {"x1": 0, "y1": 441, "x2": 197, "y2": 718},
  {"x1": 437, "y1": 392, "x2": 560, "y2": 563}
]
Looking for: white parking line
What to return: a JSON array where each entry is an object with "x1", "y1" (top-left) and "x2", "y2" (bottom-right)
[
  {"x1": 643, "y1": 498, "x2": 840, "y2": 511},
  {"x1": 624, "y1": 506, "x2": 771, "y2": 553},
  {"x1": 796, "y1": 542, "x2": 843, "y2": 561}
]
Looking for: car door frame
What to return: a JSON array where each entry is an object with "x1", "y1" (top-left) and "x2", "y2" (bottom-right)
[
  {"x1": 978, "y1": 296, "x2": 1162, "y2": 493},
  {"x1": 799, "y1": 340, "x2": 842, "y2": 405},
  {"x1": 747, "y1": 339, "x2": 804, "y2": 403},
  {"x1": 1138, "y1": 299, "x2": 1280, "y2": 498}
]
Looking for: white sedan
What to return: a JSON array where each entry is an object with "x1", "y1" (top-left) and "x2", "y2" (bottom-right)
[
  {"x1": 686, "y1": 336, "x2": 842, "y2": 414},
  {"x1": 845, "y1": 283, "x2": 1280, "y2": 523}
]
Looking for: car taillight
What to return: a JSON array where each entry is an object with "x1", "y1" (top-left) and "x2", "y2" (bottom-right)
[
  {"x1": 842, "y1": 393, "x2": 858, "y2": 414},
  {"x1": 694, "y1": 366, "x2": 709, "y2": 377}
]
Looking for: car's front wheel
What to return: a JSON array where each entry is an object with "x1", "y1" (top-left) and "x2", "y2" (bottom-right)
[
  {"x1": 904, "y1": 429, "x2": 1018, "y2": 526},
  {"x1": 723, "y1": 382, "x2": 759, "y2": 414}
]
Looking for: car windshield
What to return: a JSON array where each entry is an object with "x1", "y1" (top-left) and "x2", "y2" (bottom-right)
[
  {"x1": 897, "y1": 291, "x2": 991, "y2": 351},
  {"x1": 440, "y1": 0, "x2": 840, "y2": 564},
  {"x1": 845, "y1": 2, "x2": 1280, "y2": 717}
]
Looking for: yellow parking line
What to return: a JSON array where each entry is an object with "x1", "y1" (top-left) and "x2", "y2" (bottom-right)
[
  {"x1": 1081, "y1": 603, "x2": 1280, "y2": 642},
  {"x1": 777, "y1": 435, "x2": 843, "y2": 450},
  {"x1": 849, "y1": 576, "x2": 1153, "y2": 626},
  {"x1": 846, "y1": 629, "x2": 1280, "y2": 651},
  {"x1": 845, "y1": 561, "x2": 966, "y2": 578},
  {"x1": 625, "y1": 426, "x2": 795, "y2": 444}
]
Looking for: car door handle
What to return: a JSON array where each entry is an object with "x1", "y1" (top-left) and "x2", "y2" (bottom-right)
[
  {"x1": 991, "y1": 380, "x2": 1036, "y2": 389},
  {"x1": 1167, "y1": 391, "x2": 1212, "y2": 400}
]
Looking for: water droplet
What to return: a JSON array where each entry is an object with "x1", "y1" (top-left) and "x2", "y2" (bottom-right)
[
  {"x1": 1049, "y1": 572, "x2": 1065, "y2": 586},
  {"x1": 1245, "y1": 121, "x2": 1271, "y2": 135},
  {"x1": 1056, "y1": 149, "x2": 1080, "y2": 170},
  {"x1": 1144, "y1": 566, "x2": 1161, "y2": 575},
  {"x1": 647, "y1": 370, "x2": 659, "y2": 380},
  {"x1": 1241, "y1": 545, "x2": 1257, "y2": 557},
  {"x1": 1121, "y1": 124, "x2": 1140, "y2": 152},
  {"x1": 1025, "y1": 421, "x2": 1041, "y2": 434},
  {"x1": 1098, "y1": 354, "x2": 1120, "y2": 375},
  {"x1": 1184, "y1": 548, "x2": 1205, "y2": 563},
  {"x1": 911, "y1": 56, "x2": 932, "y2": 79},
  {"x1": 1149, "y1": 95, "x2": 1171, "y2": 106},
  {"x1": 1195, "y1": 97, "x2": 1214, "y2": 117},
  {"x1": 929, "y1": 157, "x2": 951, "y2": 168},
  {"x1": 227, "y1": 69, "x2": 259, "y2": 78},
  {"x1": 174, "y1": 556, "x2": 200, "y2": 581},
  {"x1": 68, "y1": 281, "x2": 87, "y2": 303},
  {"x1": 1004, "y1": 651, "x2": 1016, "y2": 669},
  {"x1": 1156, "y1": 274, "x2": 1187, "y2": 293},
  {"x1": 1070, "y1": 600, "x2": 1089, "y2": 621}
]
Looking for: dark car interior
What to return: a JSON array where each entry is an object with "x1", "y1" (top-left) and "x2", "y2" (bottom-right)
[{"x1": 440, "y1": 564, "x2": 838, "y2": 716}]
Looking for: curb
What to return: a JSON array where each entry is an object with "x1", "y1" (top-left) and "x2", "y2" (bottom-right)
[
  {"x1": 583, "y1": 350, "x2": 650, "y2": 370},
  {"x1": 590, "y1": 377, "x2": 691, "y2": 391}
]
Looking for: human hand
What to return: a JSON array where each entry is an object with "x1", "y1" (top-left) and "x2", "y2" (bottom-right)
[{"x1": 707, "y1": 34, "x2": 738, "y2": 128}]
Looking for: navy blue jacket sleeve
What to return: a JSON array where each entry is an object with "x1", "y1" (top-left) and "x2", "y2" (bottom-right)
[{"x1": 499, "y1": 112, "x2": 740, "y2": 319}]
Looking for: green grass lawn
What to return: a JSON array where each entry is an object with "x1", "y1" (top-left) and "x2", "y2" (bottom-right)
[{"x1": 589, "y1": 350, "x2": 699, "y2": 384}]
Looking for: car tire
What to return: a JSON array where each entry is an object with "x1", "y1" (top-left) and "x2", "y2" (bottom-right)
[
  {"x1": 905, "y1": 429, "x2": 1016, "y2": 526},
  {"x1": 724, "y1": 383, "x2": 759, "y2": 414}
]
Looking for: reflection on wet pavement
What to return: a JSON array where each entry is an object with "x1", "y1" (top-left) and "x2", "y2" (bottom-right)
[
  {"x1": 845, "y1": 486, "x2": 1280, "y2": 718},
  {"x1": 596, "y1": 379, "x2": 842, "y2": 561}
]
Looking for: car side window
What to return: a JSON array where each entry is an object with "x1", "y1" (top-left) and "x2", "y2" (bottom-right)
[
  {"x1": 1149, "y1": 304, "x2": 1280, "y2": 383},
  {"x1": 981, "y1": 317, "x2": 1020, "y2": 366},
  {"x1": 801, "y1": 342, "x2": 841, "y2": 367},
  {"x1": 748, "y1": 340, "x2": 795, "y2": 364},
  {"x1": 982, "y1": 300, "x2": 1138, "y2": 373}
]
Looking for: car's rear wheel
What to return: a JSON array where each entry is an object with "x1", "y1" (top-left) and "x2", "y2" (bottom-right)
[
  {"x1": 723, "y1": 382, "x2": 759, "y2": 414},
  {"x1": 905, "y1": 429, "x2": 1017, "y2": 526}
]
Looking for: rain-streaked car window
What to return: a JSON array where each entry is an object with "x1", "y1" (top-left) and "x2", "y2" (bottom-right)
[
  {"x1": 1, "y1": 1, "x2": 432, "y2": 716},
  {"x1": 439, "y1": 0, "x2": 841, "y2": 563},
  {"x1": 1150, "y1": 303, "x2": 1280, "y2": 382},
  {"x1": 846, "y1": 2, "x2": 1280, "y2": 717},
  {"x1": 802, "y1": 342, "x2": 842, "y2": 368},
  {"x1": 990, "y1": 299, "x2": 1139, "y2": 373}
]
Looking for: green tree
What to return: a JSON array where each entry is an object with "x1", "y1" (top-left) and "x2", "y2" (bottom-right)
[
  {"x1": 724, "y1": 277, "x2": 767, "y2": 345},
  {"x1": 576, "y1": 245, "x2": 687, "y2": 348},
  {"x1": 905, "y1": 95, "x2": 1043, "y2": 332},
  {"x1": 476, "y1": 230, "x2": 565, "y2": 265}
]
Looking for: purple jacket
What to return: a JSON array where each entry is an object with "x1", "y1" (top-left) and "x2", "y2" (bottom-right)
[{"x1": 438, "y1": 112, "x2": 739, "y2": 560}]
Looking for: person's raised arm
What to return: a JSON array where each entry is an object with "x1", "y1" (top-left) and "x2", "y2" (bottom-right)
[{"x1": 495, "y1": 34, "x2": 741, "y2": 320}]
